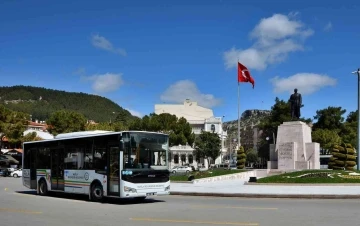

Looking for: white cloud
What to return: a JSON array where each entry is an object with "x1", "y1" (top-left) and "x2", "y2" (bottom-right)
[
  {"x1": 86, "y1": 73, "x2": 124, "y2": 93},
  {"x1": 270, "y1": 73, "x2": 337, "y2": 95},
  {"x1": 91, "y1": 34, "x2": 127, "y2": 56},
  {"x1": 125, "y1": 108, "x2": 143, "y2": 118},
  {"x1": 324, "y1": 22, "x2": 333, "y2": 32},
  {"x1": 160, "y1": 80, "x2": 222, "y2": 108},
  {"x1": 223, "y1": 13, "x2": 314, "y2": 70}
]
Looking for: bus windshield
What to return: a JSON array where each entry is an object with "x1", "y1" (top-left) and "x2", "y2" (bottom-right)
[{"x1": 122, "y1": 132, "x2": 168, "y2": 170}]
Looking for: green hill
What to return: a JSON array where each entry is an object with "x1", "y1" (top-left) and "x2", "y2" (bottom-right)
[{"x1": 0, "y1": 85, "x2": 137, "y2": 123}]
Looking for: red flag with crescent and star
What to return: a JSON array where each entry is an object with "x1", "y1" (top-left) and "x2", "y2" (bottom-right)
[{"x1": 237, "y1": 62, "x2": 255, "y2": 88}]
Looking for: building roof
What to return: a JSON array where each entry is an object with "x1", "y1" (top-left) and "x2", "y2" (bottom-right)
[
  {"x1": 23, "y1": 129, "x2": 54, "y2": 140},
  {"x1": 27, "y1": 121, "x2": 48, "y2": 130},
  {"x1": 155, "y1": 99, "x2": 214, "y2": 121}
]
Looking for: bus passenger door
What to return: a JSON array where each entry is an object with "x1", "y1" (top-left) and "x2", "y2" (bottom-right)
[
  {"x1": 51, "y1": 148, "x2": 64, "y2": 191},
  {"x1": 107, "y1": 145, "x2": 120, "y2": 196}
]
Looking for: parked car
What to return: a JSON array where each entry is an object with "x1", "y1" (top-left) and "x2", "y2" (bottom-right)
[
  {"x1": 215, "y1": 164, "x2": 229, "y2": 169},
  {"x1": 10, "y1": 169, "x2": 22, "y2": 178},
  {"x1": 228, "y1": 164, "x2": 237, "y2": 170},
  {"x1": 0, "y1": 168, "x2": 10, "y2": 177},
  {"x1": 171, "y1": 166, "x2": 192, "y2": 174}
]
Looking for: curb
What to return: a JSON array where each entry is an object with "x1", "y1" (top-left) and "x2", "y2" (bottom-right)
[
  {"x1": 170, "y1": 192, "x2": 360, "y2": 199},
  {"x1": 244, "y1": 182, "x2": 360, "y2": 186},
  {"x1": 170, "y1": 181, "x2": 193, "y2": 184}
]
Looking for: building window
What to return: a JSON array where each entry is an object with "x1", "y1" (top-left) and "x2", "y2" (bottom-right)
[
  {"x1": 188, "y1": 155, "x2": 193, "y2": 164},
  {"x1": 181, "y1": 154, "x2": 186, "y2": 164},
  {"x1": 174, "y1": 154, "x2": 179, "y2": 164}
]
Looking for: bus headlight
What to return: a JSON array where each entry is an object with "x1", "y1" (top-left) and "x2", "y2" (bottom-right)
[
  {"x1": 165, "y1": 185, "x2": 170, "y2": 191},
  {"x1": 124, "y1": 186, "x2": 137, "y2": 193}
]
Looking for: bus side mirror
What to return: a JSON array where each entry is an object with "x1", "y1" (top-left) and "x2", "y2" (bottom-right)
[{"x1": 120, "y1": 140, "x2": 125, "y2": 151}]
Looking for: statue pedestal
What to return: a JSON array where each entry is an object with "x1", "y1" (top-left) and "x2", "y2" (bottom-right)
[{"x1": 267, "y1": 121, "x2": 320, "y2": 170}]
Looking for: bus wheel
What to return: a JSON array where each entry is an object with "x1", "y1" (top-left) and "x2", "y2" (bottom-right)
[
  {"x1": 39, "y1": 180, "x2": 48, "y2": 196},
  {"x1": 90, "y1": 183, "x2": 103, "y2": 202}
]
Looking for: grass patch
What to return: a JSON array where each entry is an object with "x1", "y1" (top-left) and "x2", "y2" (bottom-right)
[
  {"x1": 170, "y1": 169, "x2": 248, "y2": 182},
  {"x1": 257, "y1": 170, "x2": 360, "y2": 183}
]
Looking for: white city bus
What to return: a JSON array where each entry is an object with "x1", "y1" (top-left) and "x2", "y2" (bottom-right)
[{"x1": 22, "y1": 130, "x2": 170, "y2": 202}]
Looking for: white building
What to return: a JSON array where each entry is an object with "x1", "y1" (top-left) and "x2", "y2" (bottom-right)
[{"x1": 155, "y1": 99, "x2": 228, "y2": 169}]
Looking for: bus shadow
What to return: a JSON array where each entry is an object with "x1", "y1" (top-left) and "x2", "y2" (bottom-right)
[{"x1": 15, "y1": 190, "x2": 165, "y2": 205}]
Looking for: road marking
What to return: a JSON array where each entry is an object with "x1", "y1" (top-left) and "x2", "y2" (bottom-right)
[
  {"x1": 0, "y1": 208, "x2": 42, "y2": 215},
  {"x1": 12, "y1": 193, "x2": 85, "y2": 203},
  {"x1": 192, "y1": 205, "x2": 278, "y2": 210},
  {"x1": 129, "y1": 218, "x2": 259, "y2": 225}
]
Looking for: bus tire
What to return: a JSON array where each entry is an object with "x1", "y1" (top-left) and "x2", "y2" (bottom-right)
[
  {"x1": 38, "y1": 179, "x2": 48, "y2": 196},
  {"x1": 90, "y1": 183, "x2": 103, "y2": 202}
]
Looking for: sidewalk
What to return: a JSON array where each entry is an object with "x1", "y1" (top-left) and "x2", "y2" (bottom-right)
[{"x1": 170, "y1": 180, "x2": 360, "y2": 199}]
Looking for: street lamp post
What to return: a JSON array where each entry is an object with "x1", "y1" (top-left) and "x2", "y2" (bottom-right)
[
  {"x1": 220, "y1": 116, "x2": 225, "y2": 164},
  {"x1": 351, "y1": 68, "x2": 360, "y2": 170}
]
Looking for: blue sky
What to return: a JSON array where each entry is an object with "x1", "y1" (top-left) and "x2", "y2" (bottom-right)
[{"x1": 1, "y1": 0, "x2": 360, "y2": 122}]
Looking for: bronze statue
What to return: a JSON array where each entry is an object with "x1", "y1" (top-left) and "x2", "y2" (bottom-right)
[{"x1": 289, "y1": 88, "x2": 302, "y2": 120}]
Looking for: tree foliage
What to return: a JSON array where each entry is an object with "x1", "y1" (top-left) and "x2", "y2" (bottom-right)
[
  {"x1": 85, "y1": 121, "x2": 128, "y2": 132},
  {"x1": 0, "y1": 105, "x2": 29, "y2": 146},
  {"x1": 246, "y1": 148, "x2": 258, "y2": 165},
  {"x1": 47, "y1": 110, "x2": 87, "y2": 136},
  {"x1": 237, "y1": 146, "x2": 246, "y2": 169},
  {"x1": 328, "y1": 143, "x2": 357, "y2": 170},
  {"x1": 313, "y1": 106, "x2": 346, "y2": 132},
  {"x1": 22, "y1": 132, "x2": 43, "y2": 142},
  {"x1": 193, "y1": 131, "x2": 221, "y2": 166},
  {"x1": 341, "y1": 110, "x2": 358, "y2": 147},
  {"x1": 128, "y1": 113, "x2": 195, "y2": 146},
  {"x1": 312, "y1": 129, "x2": 342, "y2": 150},
  {"x1": 312, "y1": 107, "x2": 357, "y2": 149}
]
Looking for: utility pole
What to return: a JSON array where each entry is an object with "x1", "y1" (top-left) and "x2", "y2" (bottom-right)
[{"x1": 351, "y1": 68, "x2": 360, "y2": 170}]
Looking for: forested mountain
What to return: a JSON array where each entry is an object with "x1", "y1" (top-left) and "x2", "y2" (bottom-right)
[{"x1": 0, "y1": 85, "x2": 137, "y2": 123}]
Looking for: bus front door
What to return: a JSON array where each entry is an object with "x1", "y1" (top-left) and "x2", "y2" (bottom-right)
[
  {"x1": 107, "y1": 145, "x2": 120, "y2": 196},
  {"x1": 51, "y1": 148, "x2": 64, "y2": 191}
]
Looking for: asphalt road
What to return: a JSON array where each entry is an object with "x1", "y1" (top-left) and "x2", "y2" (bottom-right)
[{"x1": 0, "y1": 177, "x2": 359, "y2": 226}]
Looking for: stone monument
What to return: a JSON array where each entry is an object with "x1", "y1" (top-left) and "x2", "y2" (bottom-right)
[{"x1": 267, "y1": 89, "x2": 320, "y2": 170}]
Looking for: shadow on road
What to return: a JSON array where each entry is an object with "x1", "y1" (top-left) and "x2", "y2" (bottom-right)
[{"x1": 14, "y1": 190, "x2": 165, "y2": 205}]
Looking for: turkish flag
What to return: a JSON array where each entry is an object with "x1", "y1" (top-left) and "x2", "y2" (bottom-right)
[{"x1": 237, "y1": 62, "x2": 255, "y2": 88}]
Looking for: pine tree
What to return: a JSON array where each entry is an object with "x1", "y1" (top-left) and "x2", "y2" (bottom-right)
[{"x1": 236, "y1": 146, "x2": 246, "y2": 169}]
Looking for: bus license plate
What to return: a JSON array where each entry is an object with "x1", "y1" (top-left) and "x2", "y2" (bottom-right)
[{"x1": 146, "y1": 192, "x2": 156, "y2": 196}]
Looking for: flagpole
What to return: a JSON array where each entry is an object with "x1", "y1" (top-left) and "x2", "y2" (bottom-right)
[
  {"x1": 237, "y1": 59, "x2": 241, "y2": 152},
  {"x1": 237, "y1": 80, "x2": 240, "y2": 150}
]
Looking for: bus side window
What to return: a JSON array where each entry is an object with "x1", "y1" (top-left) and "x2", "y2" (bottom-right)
[
  {"x1": 84, "y1": 147, "x2": 93, "y2": 170},
  {"x1": 93, "y1": 148, "x2": 106, "y2": 173}
]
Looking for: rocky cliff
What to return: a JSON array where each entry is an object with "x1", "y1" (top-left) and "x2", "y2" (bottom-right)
[{"x1": 223, "y1": 109, "x2": 270, "y2": 143}]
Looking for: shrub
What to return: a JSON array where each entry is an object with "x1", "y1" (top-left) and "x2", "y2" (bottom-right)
[
  {"x1": 237, "y1": 146, "x2": 246, "y2": 169},
  {"x1": 328, "y1": 143, "x2": 357, "y2": 170}
]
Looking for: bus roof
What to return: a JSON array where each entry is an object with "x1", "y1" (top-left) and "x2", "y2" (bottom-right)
[{"x1": 23, "y1": 130, "x2": 168, "y2": 144}]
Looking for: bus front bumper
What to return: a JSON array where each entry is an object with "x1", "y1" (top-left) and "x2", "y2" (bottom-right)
[
  {"x1": 124, "y1": 190, "x2": 170, "y2": 198},
  {"x1": 122, "y1": 184, "x2": 171, "y2": 198}
]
